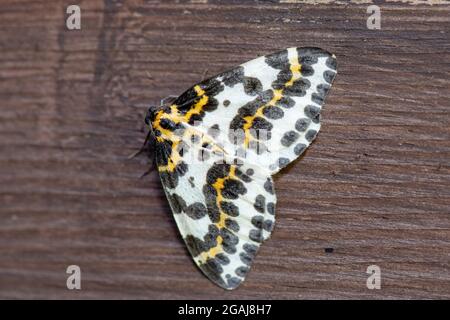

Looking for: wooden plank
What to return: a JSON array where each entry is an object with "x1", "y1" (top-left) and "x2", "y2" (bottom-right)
[{"x1": 0, "y1": 0, "x2": 449, "y2": 299}]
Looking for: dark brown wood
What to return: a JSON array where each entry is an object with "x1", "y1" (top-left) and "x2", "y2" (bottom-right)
[{"x1": 0, "y1": 0, "x2": 449, "y2": 299}]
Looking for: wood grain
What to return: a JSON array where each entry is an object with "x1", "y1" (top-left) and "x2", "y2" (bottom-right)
[{"x1": 0, "y1": 0, "x2": 449, "y2": 299}]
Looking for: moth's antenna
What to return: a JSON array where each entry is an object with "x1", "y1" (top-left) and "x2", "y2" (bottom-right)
[{"x1": 201, "y1": 69, "x2": 209, "y2": 81}]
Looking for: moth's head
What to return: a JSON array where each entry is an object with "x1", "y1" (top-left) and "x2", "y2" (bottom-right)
[{"x1": 144, "y1": 105, "x2": 160, "y2": 126}]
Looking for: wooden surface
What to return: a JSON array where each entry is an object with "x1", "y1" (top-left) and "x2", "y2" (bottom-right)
[{"x1": 1, "y1": 0, "x2": 449, "y2": 299}]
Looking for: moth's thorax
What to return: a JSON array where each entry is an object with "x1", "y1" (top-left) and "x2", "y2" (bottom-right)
[{"x1": 148, "y1": 104, "x2": 182, "y2": 139}]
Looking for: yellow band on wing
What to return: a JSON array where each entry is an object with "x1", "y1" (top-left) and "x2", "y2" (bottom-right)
[
  {"x1": 199, "y1": 166, "x2": 237, "y2": 262},
  {"x1": 242, "y1": 53, "x2": 302, "y2": 148}
]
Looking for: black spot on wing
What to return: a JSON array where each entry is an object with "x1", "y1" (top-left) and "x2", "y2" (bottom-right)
[
  {"x1": 297, "y1": 47, "x2": 331, "y2": 65},
  {"x1": 215, "y1": 253, "x2": 230, "y2": 265},
  {"x1": 324, "y1": 70, "x2": 336, "y2": 84},
  {"x1": 203, "y1": 184, "x2": 220, "y2": 223},
  {"x1": 155, "y1": 140, "x2": 172, "y2": 167},
  {"x1": 295, "y1": 118, "x2": 311, "y2": 132},
  {"x1": 281, "y1": 130, "x2": 300, "y2": 147},
  {"x1": 243, "y1": 77, "x2": 263, "y2": 96},
  {"x1": 272, "y1": 69, "x2": 292, "y2": 91},
  {"x1": 220, "y1": 201, "x2": 240, "y2": 217},
  {"x1": 304, "y1": 105, "x2": 321, "y2": 123},
  {"x1": 251, "y1": 215, "x2": 274, "y2": 233},
  {"x1": 263, "y1": 219, "x2": 274, "y2": 232},
  {"x1": 220, "y1": 228, "x2": 239, "y2": 255},
  {"x1": 249, "y1": 229, "x2": 263, "y2": 243},
  {"x1": 267, "y1": 202, "x2": 275, "y2": 215},
  {"x1": 173, "y1": 86, "x2": 198, "y2": 108},
  {"x1": 283, "y1": 78, "x2": 310, "y2": 97},
  {"x1": 185, "y1": 202, "x2": 208, "y2": 219},
  {"x1": 239, "y1": 252, "x2": 252, "y2": 265},
  {"x1": 252, "y1": 117, "x2": 273, "y2": 132},
  {"x1": 160, "y1": 171, "x2": 178, "y2": 189},
  {"x1": 188, "y1": 176, "x2": 195, "y2": 188},
  {"x1": 238, "y1": 243, "x2": 259, "y2": 275},
  {"x1": 264, "y1": 178, "x2": 274, "y2": 194},
  {"x1": 254, "y1": 195, "x2": 266, "y2": 213},
  {"x1": 227, "y1": 277, "x2": 241, "y2": 289},
  {"x1": 206, "y1": 163, "x2": 231, "y2": 185},
  {"x1": 306, "y1": 129, "x2": 318, "y2": 142},
  {"x1": 326, "y1": 55, "x2": 337, "y2": 70},
  {"x1": 198, "y1": 258, "x2": 227, "y2": 288},
  {"x1": 235, "y1": 266, "x2": 249, "y2": 277},
  {"x1": 236, "y1": 103, "x2": 258, "y2": 119},
  {"x1": 277, "y1": 96, "x2": 295, "y2": 109},
  {"x1": 176, "y1": 161, "x2": 188, "y2": 176},
  {"x1": 251, "y1": 215, "x2": 263, "y2": 229},
  {"x1": 263, "y1": 105, "x2": 284, "y2": 119},
  {"x1": 187, "y1": 112, "x2": 205, "y2": 125},
  {"x1": 222, "y1": 241, "x2": 237, "y2": 255},
  {"x1": 221, "y1": 66, "x2": 244, "y2": 87},
  {"x1": 301, "y1": 64, "x2": 314, "y2": 77},
  {"x1": 294, "y1": 143, "x2": 307, "y2": 156},
  {"x1": 312, "y1": 84, "x2": 331, "y2": 106},
  {"x1": 222, "y1": 179, "x2": 246, "y2": 199},
  {"x1": 278, "y1": 157, "x2": 290, "y2": 168},
  {"x1": 221, "y1": 228, "x2": 239, "y2": 246},
  {"x1": 173, "y1": 77, "x2": 224, "y2": 123},
  {"x1": 207, "y1": 124, "x2": 220, "y2": 138},
  {"x1": 185, "y1": 235, "x2": 206, "y2": 257},
  {"x1": 168, "y1": 193, "x2": 187, "y2": 214},
  {"x1": 203, "y1": 225, "x2": 219, "y2": 249},
  {"x1": 235, "y1": 168, "x2": 252, "y2": 183},
  {"x1": 159, "y1": 118, "x2": 177, "y2": 131},
  {"x1": 244, "y1": 243, "x2": 258, "y2": 256},
  {"x1": 225, "y1": 218, "x2": 240, "y2": 232},
  {"x1": 265, "y1": 49, "x2": 289, "y2": 70},
  {"x1": 312, "y1": 93, "x2": 323, "y2": 105}
]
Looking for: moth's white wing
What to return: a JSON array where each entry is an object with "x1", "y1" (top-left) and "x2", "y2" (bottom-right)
[
  {"x1": 173, "y1": 47, "x2": 337, "y2": 173},
  {"x1": 150, "y1": 47, "x2": 337, "y2": 289},
  {"x1": 156, "y1": 137, "x2": 276, "y2": 289}
]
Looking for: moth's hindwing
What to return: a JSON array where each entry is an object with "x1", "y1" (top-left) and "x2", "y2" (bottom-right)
[
  {"x1": 151, "y1": 47, "x2": 337, "y2": 289},
  {"x1": 163, "y1": 150, "x2": 276, "y2": 289}
]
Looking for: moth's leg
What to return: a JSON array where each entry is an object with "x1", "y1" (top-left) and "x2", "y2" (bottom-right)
[
  {"x1": 128, "y1": 129, "x2": 153, "y2": 159},
  {"x1": 160, "y1": 95, "x2": 178, "y2": 106},
  {"x1": 139, "y1": 160, "x2": 155, "y2": 179},
  {"x1": 140, "y1": 138, "x2": 157, "y2": 178},
  {"x1": 129, "y1": 131, "x2": 156, "y2": 178}
]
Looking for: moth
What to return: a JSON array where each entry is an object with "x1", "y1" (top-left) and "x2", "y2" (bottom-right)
[{"x1": 143, "y1": 47, "x2": 337, "y2": 289}]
